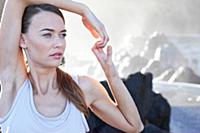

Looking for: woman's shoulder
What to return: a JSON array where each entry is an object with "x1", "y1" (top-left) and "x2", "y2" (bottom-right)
[
  {"x1": 76, "y1": 75, "x2": 93, "y2": 92},
  {"x1": 77, "y1": 75, "x2": 102, "y2": 106},
  {"x1": 77, "y1": 75, "x2": 100, "y2": 90}
]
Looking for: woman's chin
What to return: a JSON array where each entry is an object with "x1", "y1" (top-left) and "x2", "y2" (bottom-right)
[{"x1": 46, "y1": 61, "x2": 62, "y2": 68}]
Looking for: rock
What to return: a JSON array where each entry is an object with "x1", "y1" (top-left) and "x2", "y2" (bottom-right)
[
  {"x1": 153, "y1": 69, "x2": 175, "y2": 81},
  {"x1": 141, "y1": 124, "x2": 169, "y2": 133},
  {"x1": 123, "y1": 72, "x2": 153, "y2": 120},
  {"x1": 121, "y1": 55, "x2": 149, "y2": 77},
  {"x1": 142, "y1": 32, "x2": 169, "y2": 60},
  {"x1": 142, "y1": 60, "x2": 164, "y2": 77},
  {"x1": 145, "y1": 93, "x2": 171, "y2": 131},
  {"x1": 87, "y1": 72, "x2": 171, "y2": 133},
  {"x1": 169, "y1": 66, "x2": 200, "y2": 84},
  {"x1": 158, "y1": 44, "x2": 187, "y2": 69},
  {"x1": 142, "y1": 43, "x2": 187, "y2": 80}
]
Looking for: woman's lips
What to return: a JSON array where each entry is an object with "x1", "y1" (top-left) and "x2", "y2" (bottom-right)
[{"x1": 50, "y1": 52, "x2": 63, "y2": 60}]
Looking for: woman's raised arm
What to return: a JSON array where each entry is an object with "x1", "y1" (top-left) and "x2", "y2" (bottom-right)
[
  {"x1": 0, "y1": 0, "x2": 27, "y2": 72},
  {"x1": 0, "y1": 0, "x2": 108, "y2": 74},
  {"x1": 26, "y1": 0, "x2": 109, "y2": 47}
]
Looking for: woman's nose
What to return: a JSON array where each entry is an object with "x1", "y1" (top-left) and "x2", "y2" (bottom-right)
[{"x1": 53, "y1": 36, "x2": 65, "y2": 48}]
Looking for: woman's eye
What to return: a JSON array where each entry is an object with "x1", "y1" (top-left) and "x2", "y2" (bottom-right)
[
  {"x1": 60, "y1": 33, "x2": 66, "y2": 38},
  {"x1": 43, "y1": 33, "x2": 52, "y2": 38}
]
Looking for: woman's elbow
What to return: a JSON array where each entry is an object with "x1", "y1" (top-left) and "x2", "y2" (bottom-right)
[
  {"x1": 126, "y1": 122, "x2": 144, "y2": 133},
  {"x1": 137, "y1": 122, "x2": 144, "y2": 133}
]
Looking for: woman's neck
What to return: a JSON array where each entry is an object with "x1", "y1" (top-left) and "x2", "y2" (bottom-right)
[{"x1": 29, "y1": 66, "x2": 58, "y2": 95}]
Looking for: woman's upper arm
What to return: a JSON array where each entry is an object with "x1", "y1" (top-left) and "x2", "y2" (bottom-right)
[
  {"x1": 79, "y1": 76, "x2": 138, "y2": 133},
  {"x1": 0, "y1": 0, "x2": 27, "y2": 71}
]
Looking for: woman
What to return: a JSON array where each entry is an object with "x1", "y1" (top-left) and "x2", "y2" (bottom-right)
[{"x1": 0, "y1": 0, "x2": 144, "y2": 132}]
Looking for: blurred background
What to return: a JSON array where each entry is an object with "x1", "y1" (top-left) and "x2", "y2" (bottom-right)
[
  {"x1": 1, "y1": 0, "x2": 200, "y2": 132},
  {"x1": 61, "y1": 0, "x2": 200, "y2": 82}
]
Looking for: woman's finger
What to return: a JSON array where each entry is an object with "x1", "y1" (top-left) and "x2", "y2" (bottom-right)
[
  {"x1": 96, "y1": 34, "x2": 109, "y2": 48},
  {"x1": 92, "y1": 43, "x2": 107, "y2": 66},
  {"x1": 92, "y1": 45, "x2": 103, "y2": 64}
]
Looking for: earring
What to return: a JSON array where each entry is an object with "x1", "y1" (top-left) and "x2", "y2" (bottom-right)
[
  {"x1": 60, "y1": 57, "x2": 66, "y2": 66},
  {"x1": 26, "y1": 60, "x2": 30, "y2": 73}
]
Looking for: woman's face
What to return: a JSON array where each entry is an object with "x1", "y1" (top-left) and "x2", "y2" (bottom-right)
[{"x1": 22, "y1": 11, "x2": 66, "y2": 68}]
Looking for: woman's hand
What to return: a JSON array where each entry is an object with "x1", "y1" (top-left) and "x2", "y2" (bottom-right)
[
  {"x1": 92, "y1": 42, "x2": 118, "y2": 78},
  {"x1": 82, "y1": 9, "x2": 109, "y2": 48}
]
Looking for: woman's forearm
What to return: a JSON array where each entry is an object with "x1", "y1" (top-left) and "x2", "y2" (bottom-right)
[
  {"x1": 25, "y1": 0, "x2": 90, "y2": 16},
  {"x1": 106, "y1": 69, "x2": 144, "y2": 132}
]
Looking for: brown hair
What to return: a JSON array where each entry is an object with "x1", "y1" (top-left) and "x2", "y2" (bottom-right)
[
  {"x1": 23, "y1": 4, "x2": 88, "y2": 116},
  {"x1": 56, "y1": 68, "x2": 89, "y2": 116}
]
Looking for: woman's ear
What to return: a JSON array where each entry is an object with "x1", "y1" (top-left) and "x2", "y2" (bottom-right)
[{"x1": 19, "y1": 34, "x2": 28, "y2": 49}]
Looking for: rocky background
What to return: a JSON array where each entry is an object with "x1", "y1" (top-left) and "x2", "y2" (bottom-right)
[
  {"x1": 1, "y1": 0, "x2": 200, "y2": 132},
  {"x1": 113, "y1": 32, "x2": 200, "y2": 84}
]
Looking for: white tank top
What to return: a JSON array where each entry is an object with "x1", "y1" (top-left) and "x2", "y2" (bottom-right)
[{"x1": 0, "y1": 75, "x2": 89, "y2": 133}]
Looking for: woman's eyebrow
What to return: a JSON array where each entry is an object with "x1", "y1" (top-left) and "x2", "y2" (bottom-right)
[
  {"x1": 60, "y1": 29, "x2": 67, "y2": 33},
  {"x1": 39, "y1": 28, "x2": 66, "y2": 33},
  {"x1": 40, "y1": 28, "x2": 54, "y2": 32}
]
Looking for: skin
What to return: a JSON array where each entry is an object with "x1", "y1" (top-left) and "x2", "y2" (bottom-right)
[
  {"x1": 0, "y1": 0, "x2": 144, "y2": 132},
  {"x1": 20, "y1": 12, "x2": 68, "y2": 116}
]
